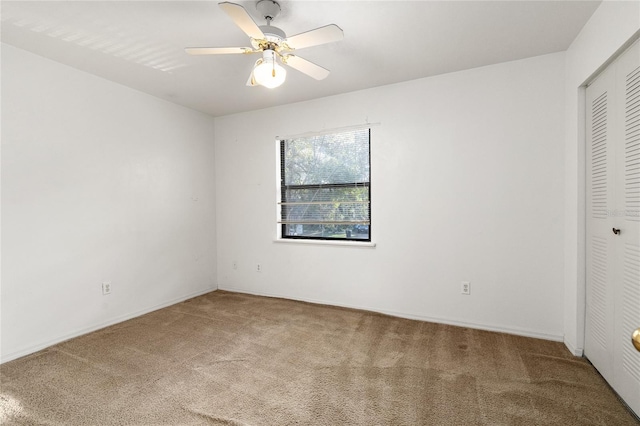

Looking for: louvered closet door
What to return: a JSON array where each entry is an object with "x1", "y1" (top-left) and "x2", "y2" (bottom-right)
[
  {"x1": 613, "y1": 39, "x2": 640, "y2": 416},
  {"x1": 586, "y1": 39, "x2": 640, "y2": 418},
  {"x1": 585, "y1": 56, "x2": 617, "y2": 385}
]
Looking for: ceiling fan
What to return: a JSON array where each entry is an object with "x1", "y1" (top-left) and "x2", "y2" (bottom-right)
[{"x1": 186, "y1": 1, "x2": 344, "y2": 88}]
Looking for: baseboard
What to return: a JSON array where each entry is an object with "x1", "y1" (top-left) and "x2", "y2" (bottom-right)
[
  {"x1": 563, "y1": 338, "x2": 584, "y2": 357},
  {"x1": 218, "y1": 286, "x2": 565, "y2": 343},
  {"x1": 1, "y1": 286, "x2": 216, "y2": 364}
]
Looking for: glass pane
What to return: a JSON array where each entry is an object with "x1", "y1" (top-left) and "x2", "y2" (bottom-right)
[
  {"x1": 283, "y1": 224, "x2": 370, "y2": 240},
  {"x1": 283, "y1": 129, "x2": 370, "y2": 186}
]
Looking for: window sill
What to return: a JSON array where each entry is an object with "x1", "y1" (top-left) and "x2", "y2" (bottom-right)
[{"x1": 274, "y1": 238, "x2": 376, "y2": 248}]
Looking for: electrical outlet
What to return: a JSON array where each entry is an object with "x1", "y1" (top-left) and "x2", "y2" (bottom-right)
[
  {"x1": 232, "y1": 260, "x2": 238, "y2": 270},
  {"x1": 461, "y1": 281, "x2": 470, "y2": 295},
  {"x1": 102, "y1": 281, "x2": 111, "y2": 295},
  {"x1": 256, "y1": 263, "x2": 261, "y2": 272}
]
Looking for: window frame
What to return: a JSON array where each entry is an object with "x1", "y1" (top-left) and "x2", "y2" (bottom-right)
[{"x1": 277, "y1": 128, "x2": 372, "y2": 243}]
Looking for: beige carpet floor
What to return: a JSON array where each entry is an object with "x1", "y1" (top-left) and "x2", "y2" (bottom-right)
[{"x1": 1, "y1": 290, "x2": 638, "y2": 425}]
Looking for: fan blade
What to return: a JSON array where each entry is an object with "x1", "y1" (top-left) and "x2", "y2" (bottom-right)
[
  {"x1": 283, "y1": 55, "x2": 330, "y2": 80},
  {"x1": 286, "y1": 24, "x2": 343, "y2": 50},
  {"x1": 185, "y1": 47, "x2": 253, "y2": 55},
  {"x1": 219, "y1": 2, "x2": 265, "y2": 40}
]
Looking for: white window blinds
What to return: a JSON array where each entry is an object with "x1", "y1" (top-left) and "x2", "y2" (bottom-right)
[{"x1": 279, "y1": 128, "x2": 371, "y2": 241}]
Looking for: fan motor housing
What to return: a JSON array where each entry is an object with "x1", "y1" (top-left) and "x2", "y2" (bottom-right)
[{"x1": 259, "y1": 25, "x2": 286, "y2": 40}]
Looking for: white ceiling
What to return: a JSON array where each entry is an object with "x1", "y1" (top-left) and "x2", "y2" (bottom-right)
[{"x1": 2, "y1": 1, "x2": 601, "y2": 117}]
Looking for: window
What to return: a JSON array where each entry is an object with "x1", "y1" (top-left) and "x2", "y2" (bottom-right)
[{"x1": 278, "y1": 128, "x2": 371, "y2": 241}]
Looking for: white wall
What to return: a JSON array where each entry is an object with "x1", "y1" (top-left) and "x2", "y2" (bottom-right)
[
  {"x1": 215, "y1": 52, "x2": 566, "y2": 340},
  {"x1": 563, "y1": 1, "x2": 640, "y2": 356},
  {"x1": 1, "y1": 44, "x2": 217, "y2": 362}
]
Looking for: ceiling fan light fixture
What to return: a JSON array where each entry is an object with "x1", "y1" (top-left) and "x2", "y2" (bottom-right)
[
  {"x1": 253, "y1": 49, "x2": 286, "y2": 88},
  {"x1": 186, "y1": 2, "x2": 344, "y2": 88}
]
